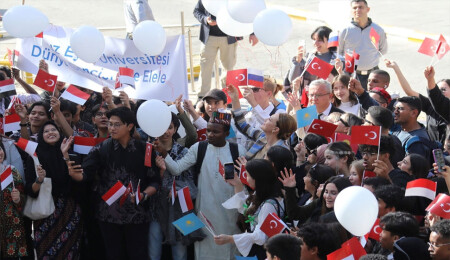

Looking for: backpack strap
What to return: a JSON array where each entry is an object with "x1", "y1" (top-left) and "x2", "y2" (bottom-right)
[{"x1": 194, "y1": 141, "x2": 208, "y2": 185}]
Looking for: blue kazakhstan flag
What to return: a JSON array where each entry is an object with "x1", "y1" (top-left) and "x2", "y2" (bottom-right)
[
  {"x1": 296, "y1": 105, "x2": 318, "y2": 128},
  {"x1": 172, "y1": 213, "x2": 205, "y2": 236}
]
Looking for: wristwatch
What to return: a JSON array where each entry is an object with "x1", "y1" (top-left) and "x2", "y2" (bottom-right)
[{"x1": 35, "y1": 177, "x2": 44, "y2": 184}]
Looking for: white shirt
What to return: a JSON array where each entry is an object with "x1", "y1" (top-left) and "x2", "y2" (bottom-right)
[{"x1": 338, "y1": 101, "x2": 360, "y2": 116}]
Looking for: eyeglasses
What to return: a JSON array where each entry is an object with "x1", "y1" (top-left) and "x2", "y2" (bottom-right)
[
  {"x1": 428, "y1": 242, "x2": 450, "y2": 250},
  {"x1": 361, "y1": 152, "x2": 377, "y2": 157},
  {"x1": 393, "y1": 107, "x2": 409, "y2": 112},
  {"x1": 251, "y1": 88, "x2": 262, "y2": 92},
  {"x1": 95, "y1": 112, "x2": 107, "y2": 118},
  {"x1": 308, "y1": 93, "x2": 330, "y2": 99},
  {"x1": 108, "y1": 122, "x2": 124, "y2": 129}
]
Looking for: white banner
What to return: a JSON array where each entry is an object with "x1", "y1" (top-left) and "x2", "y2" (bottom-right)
[{"x1": 16, "y1": 25, "x2": 188, "y2": 101}]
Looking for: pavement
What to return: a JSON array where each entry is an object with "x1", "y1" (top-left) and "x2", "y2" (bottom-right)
[{"x1": 0, "y1": 0, "x2": 449, "y2": 100}]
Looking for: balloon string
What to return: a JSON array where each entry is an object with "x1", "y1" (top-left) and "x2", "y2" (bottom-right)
[
  {"x1": 262, "y1": 44, "x2": 279, "y2": 70},
  {"x1": 235, "y1": 37, "x2": 255, "y2": 67}
]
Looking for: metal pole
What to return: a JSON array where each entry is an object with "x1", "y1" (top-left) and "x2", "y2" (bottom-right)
[
  {"x1": 187, "y1": 28, "x2": 195, "y2": 93},
  {"x1": 214, "y1": 56, "x2": 220, "y2": 89}
]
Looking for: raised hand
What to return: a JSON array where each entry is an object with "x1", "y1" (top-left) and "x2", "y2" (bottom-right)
[
  {"x1": 60, "y1": 136, "x2": 74, "y2": 154},
  {"x1": 278, "y1": 167, "x2": 296, "y2": 188}
]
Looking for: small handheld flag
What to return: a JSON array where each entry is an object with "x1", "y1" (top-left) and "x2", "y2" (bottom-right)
[
  {"x1": 296, "y1": 105, "x2": 318, "y2": 128},
  {"x1": 15, "y1": 138, "x2": 38, "y2": 157},
  {"x1": 172, "y1": 213, "x2": 205, "y2": 236},
  {"x1": 306, "y1": 57, "x2": 334, "y2": 80},
  {"x1": 116, "y1": 67, "x2": 135, "y2": 89},
  {"x1": 218, "y1": 160, "x2": 225, "y2": 177},
  {"x1": 0, "y1": 166, "x2": 13, "y2": 190},
  {"x1": 135, "y1": 179, "x2": 143, "y2": 205},
  {"x1": 239, "y1": 165, "x2": 251, "y2": 188},
  {"x1": 144, "y1": 142, "x2": 152, "y2": 167},
  {"x1": 3, "y1": 114, "x2": 21, "y2": 133},
  {"x1": 369, "y1": 28, "x2": 380, "y2": 49},
  {"x1": 171, "y1": 177, "x2": 176, "y2": 205},
  {"x1": 260, "y1": 213, "x2": 288, "y2": 238},
  {"x1": 426, "y1": 193, "x2": 450, "y2": 219},
  {"x1": 327, "y1": 31, "x2": 339, "y2": 48},
  {"x1": 405, "y1": 179, "x2": 437, "y2": 200},
  {"x1": 351, "y1": 126, "x2": 381, "y2": 146},
  {"x1": 368, "y1": 218, "x2": 381, "y2": 241},
  {"x1": 178, "y1": 187, "x2": 194, "y2": 213},
  {"x1": 102, "y1": 180, "x2": 127, "y2": 206},
  {"x1": 307, "y1": 119, "x2": 337, "y2": 141},
  {"x1": 0, "y1": 79, "x2": 17, "y2": 99},
  {"x1": 33, "y1": 69, "x2": 57, "y2": 92},
  {"x1": 197, "y1": 128, "x2": 207, "y2": 142},
  {"x1": 199, "y1": 211, "x2": 217, "y2": 236},
  {"x1": 119, "y1": 182, "x2": 133, "y2": 207},
  {"x1": 73, "y1": 136, "x2": 98, "y2": 155},
  {"x1": 60, "y1": 85, "x2": 90, "y2": 106}
]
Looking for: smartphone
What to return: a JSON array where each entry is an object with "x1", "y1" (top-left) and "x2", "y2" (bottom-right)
[
  {"x1": 433, "y1": 149, "x2": 446, "y2": 173},
  {"x1": 224, "y1": 163, "x2": 235, "y2": 180},
  {"x1": 69, "y1": 153, "x2": 82, "y2": 165}
]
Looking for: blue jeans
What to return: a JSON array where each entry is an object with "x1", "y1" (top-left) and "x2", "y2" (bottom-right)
[{"x1": 149, "y1": 220, "x2": 187, "y2": 260}]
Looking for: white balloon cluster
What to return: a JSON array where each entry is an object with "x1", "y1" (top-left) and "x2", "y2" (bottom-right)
[
  {"x1": 3, "y1": 5, "x2": 167, "y2": 63},
  {"x1": 202, "y1": 0, "x2": 292, "y2": 46}
]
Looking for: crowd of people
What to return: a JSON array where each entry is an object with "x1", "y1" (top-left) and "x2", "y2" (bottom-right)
[{"x1": 0, "y1": 0, "x2": 450, "y2": 259}]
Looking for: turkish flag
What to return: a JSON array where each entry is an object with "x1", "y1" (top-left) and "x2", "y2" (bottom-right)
[
  {"x1": 226, "y1": 69, "x2": 247, "y2": 87},
  {"x1": 351, "y1": 125, "x2": 381, "y2": 146},
  {"x1": 197, "y1": 128, "x2": 207, "y2": 141},
  {"x1": 307, "y1": 119, "x2": 337, "y2": 141},
  {"x1": 33, "y1": 69, "x2": 57, "y2": 92},
  {"x1": 306, "y1": 57, "x2": 334, "y2": 80},
  {"x1": 369, "y1": 27, "x2": 380, "y2": 49},
  {"x1": 368, "y1": 219, "x2": 382, "y2": 241},
  {"x1": 334, "y1": 133, "x2": 358, "y2": 153},
  {"x1": 426, "y1": 193, "x2": 450, "y2": 219},
  {"x1": 239, "y1": 165, "x2": 251, "y2": 188},
  {"x1": 345, "y1": 52, "x2": 355, "y2": 74},
  {"x1": 144, "y1": 142, "x2": 152, "y2": 167},
  {"x1": 222, "y1": 87, "x2": 243, "y2": 104},
  {"x1": 363, "y1": 170, "x2": 376, "y2": 179},
  {"x1": 327, "y1": 237, "x2": 366, "y2": 260},
  {"x1": 260, "y1": 213, "x2": 287, "y2": 238},
  {"x1": 418, "y1": 35, "x2": 449, "y2": 60}
]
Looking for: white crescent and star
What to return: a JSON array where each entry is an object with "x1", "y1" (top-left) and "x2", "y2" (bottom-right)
[
  {"x1": 200, "y1": 134, "x2": 207, "y2": 141},
  {"x1": 44, "y1": 79, "x2": 55, "y2": 87},
  {"x1": 327, "y1": 137, "x2": 333, "y2": 143},
  {"x1": 441, "y1": 203, "x2": 450, "y2": 213},
  {"x1": 269, "y1": 220, "x2": 278, "y2": 229},
  {"x1": 311, "y1": 63, "x2": 320, "y2": 70},
  {"x1": 311, "y1": 123, "x2": 323, "y2": 130},
  {"x1": 345, "y1": 60, "x2": 352, "y2": 68},
  {"x1": 373, "y1": 225, "x2": 382, "y2": 235},
  {"x1": 365, "y1": 131, "x2": 377, "y2": 140},
  {"x1": 236, "y1": 74, "x2": 246, "y2": 82}
]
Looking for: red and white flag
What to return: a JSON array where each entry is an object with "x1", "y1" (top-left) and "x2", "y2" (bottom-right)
[
  {"x1": 117, "y1": 67, "x2": 135, "y2": 88},
  {"x1": 144, "y1": 142, "x2": 152, "y2": 167},
  {"x1": 178, "y1": 186, "x2": 194, "y2": 213},
  {"x1": 6, "y1": 95, "x2": 22, "y2": 115},
  {"x1": 260, "y1": 213, "x2": 288, "y2": 238},
  {"x1": 3, "y1": 113, "x2": 21, "y2": 133},
  {"x1": 334, "y1": 133, "x2": 358, "y2": 154},
  {"x1": 240, "y1": 165, "x2": 251, "y2": 187},
  {"x1": 171, "y1": 177, "x2": 176, "y2": 205},
  {"x1": 327, "y1": 237, "x2": 366, "y2": 260},
  {"x1": 135, "y1": 179, "x2": 143, "y2": 205},
  {"x1": 60, "y1": 85, "x2": 90, "y2": 106},
  {"x1": 418, "y1": 35, "x2": 449, "y2": 60},
  {"x1": 218, "y1": 160, "x2": 225, "y2": 177},
  {"x1": 369, "y1": 28, "x2": 380, "y2": 49},
  {"x1": 0, "y1": 79, "x2": 17, "y2": 99},
  {"x1": 226, "y1": 68, "x2": 248, "y2": 87},
  {"x1": 368, "y1": 218, "x2": 381, "y2": 241},
  {"x1": 15, "y1": 138, "x2": 38, "y2": 157},
  {"x1": 351, "y1": 126, "x2": 381, "y2": 146},
  {"x1": 197, "y1": 128, "x2": 207, "y2": 141},
  {"x1": 73, "y1": 136, "x2": 97, "y2": 155},
  {"x1": 306, "y1": 57, "x2": 334, "y2": 80},
  {"x1": 426, "y1": 193, "x2": 450, "y2": 219},
  {"x1": 7, "y1": 49, "x2": 20, "y2": 67},
  {"x1": 362, "y1": 170, "x2": 376, "y2": 179},
  {"x1": 34, "y1": 69, "x2": 57, "y2": 92},
  {"x1": 353, "y1": 52, "x2": 360, "y2": 67},
  {"x1": 119, "y1": 182, "x2": 133, "y2": 207},
  {"x1": 345, "y1": 52, "x2": 355, "y2": 74},
  {"x1": 307, "y1": 119, "x2": 337, "y2": 141},
  {"x1": 405, "y1": 178, "x2": 437, "y2": 200},
  {"x1": 102, "y1": 181, "x2": 127, "y2": 206},
  {"x1": 0, "y1": 166, "x2": 13, "y2": 190}
]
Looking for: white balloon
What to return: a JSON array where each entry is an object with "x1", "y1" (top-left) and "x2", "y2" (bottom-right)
[
  {"x1": 137, "y1": 100, "x2": 171, "y2": 137},
  {"x1": 3, "y1": 5, "x2": 49, "y2": 38},
  {"x1": 168, "y1": 105, "x2": 187, "y2": 138},
  {"x1": 70, "y1": 26, "x2": 105, "y2": 63},
  {"x1": 334, "y1": 186, "x2": 378, "y2": 236},
  {"x1": 227, "y1": 0, "x2": 266, "y2": 23},
  {"x1": 216, "y1": 7, "x2": 253, "y2": 37},
  {"x1": 253, "y1": 9, "x2": 292, "y2": 46},
  {"x1": 202, "y1": 0, "x2": 227, "y2": 16},
  {"x1": 133, "y1": 21, "x2": 166, "y2": 55}
]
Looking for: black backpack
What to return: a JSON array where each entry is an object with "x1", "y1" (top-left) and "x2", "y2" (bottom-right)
[{"x1": 193, "y1": 141, "x2": 239, "y2": 185}]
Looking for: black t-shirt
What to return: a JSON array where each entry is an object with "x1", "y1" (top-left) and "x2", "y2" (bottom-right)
[{"x1": 208, "y1": 15, "x2": 227, "y2": 37}]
